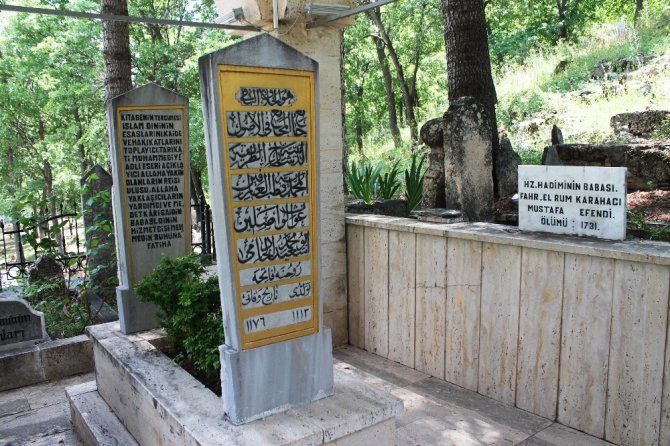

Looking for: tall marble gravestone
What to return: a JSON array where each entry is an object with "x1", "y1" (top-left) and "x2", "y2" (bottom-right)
[
  {"x1": 107, "y1": 83, "x2": 191, "y2": 334},
  {"x1": 199, "y1": 34, "x2": 333, "y2": 424}
]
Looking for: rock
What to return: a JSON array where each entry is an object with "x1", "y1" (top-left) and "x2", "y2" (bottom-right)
[
  {"x1": 420, "y1": 118, "x2": 446, "y2": 208},
  {"x1": 554, "y1": 60, "x2": 570, "y2": 74},
  {"x1": 551, "y1": 125, "x2": 564, "y2": 145},
  {"x1": 28, "y1": 254, "x2": 67, "y2": 297},
  {"x1": 591, "y1": 55, "x2": 645, "y2": 80},
  {"x1": 541, "y1": 143, "x2": 670, "y2": 191},
  {"x1": 610, "y1": 110, "x2": 670, "y2": 138},
  {"x1": 345, "y1": 199, "x2": 407, "y2": 217},
  {"x1": 496, "y1": 137, "x2": 521, "y2": 197},
  {"x1": 442, "y1": 97, "x2": 494, "y2": 221}
]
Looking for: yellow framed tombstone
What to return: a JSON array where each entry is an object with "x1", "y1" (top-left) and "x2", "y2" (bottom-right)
[
  {"x1": 199, "y1": 34, "x2": 333, "y2": 425},
  {"x1": 218, "y1": 66, "x2": 319, "y2": 350}
]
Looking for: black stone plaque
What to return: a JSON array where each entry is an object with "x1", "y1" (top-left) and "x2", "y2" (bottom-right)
[{"x1": 0, "y1": 298, "x2": 48, "y2": 351}]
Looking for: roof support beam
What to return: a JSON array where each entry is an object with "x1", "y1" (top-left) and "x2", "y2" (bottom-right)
[
  {"x1": 0, "y1": 4, "x2": 260, "y2": 32},
  {"x1": 306, "y1": 0, "x2": 400, "y2": 29}
]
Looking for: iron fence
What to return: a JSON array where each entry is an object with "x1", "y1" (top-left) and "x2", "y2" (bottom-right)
[
  {"x1": 0, "y1": 203, "x2": 86, "y2": 291},
  {"x1": 0, "y1": 197, "x2": 216, "y2": 291}
]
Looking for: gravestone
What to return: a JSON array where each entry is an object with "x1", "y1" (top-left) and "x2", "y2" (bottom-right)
[
  {"x1": 199, "y1": 34, "x2": 333, "y2": 424},
  {"x1": 518, "y1": 165, "x2": 627, "y2": 240},
  {"x1": 81, "y1": 165, "x2": 117, "y2": 300},
  {"x1": 443, "y1": 96, "x2": 494, "y2": 221},
  {"x1": 107, "y1": 83, "x2": 191, "y2": 334},
  {"x1": 0, "y1": 298, "x2": 48, "y2": 352}
]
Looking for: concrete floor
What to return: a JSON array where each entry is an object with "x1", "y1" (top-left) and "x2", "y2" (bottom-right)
[{"x1": 0, "y1": 346, "x2": 613, "y2": 445}]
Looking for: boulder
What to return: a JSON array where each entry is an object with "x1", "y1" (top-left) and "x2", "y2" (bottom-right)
[
  {"x1": 610, "y1": 110, "x2": 670, "y2": 138},
  {"x1": 541, "y1": 143, "x2": 670, "y2": 191}
]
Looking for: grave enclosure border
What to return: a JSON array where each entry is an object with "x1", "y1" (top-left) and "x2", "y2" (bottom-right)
[{"x1": 346, "y1": 214, "x2": 670, "y2": 446}]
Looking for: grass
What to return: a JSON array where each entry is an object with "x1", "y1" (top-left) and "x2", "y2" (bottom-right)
[{"x1": 494, "y1": 12, "x2": 670, "y2": 163}]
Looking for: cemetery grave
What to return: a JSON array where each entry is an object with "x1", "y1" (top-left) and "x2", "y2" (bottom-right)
[{"x1": 0, "y1": 0, "x2": 669, "y2": 445}]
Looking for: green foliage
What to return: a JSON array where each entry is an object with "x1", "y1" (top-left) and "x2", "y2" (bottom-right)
[
  {"x1": 135, "y1": 255, "x2": 224, "y2": 375},
  {"x1": 651, "y1": 118, "x2": 670, "y2": 140},
  {"x1": 21, "y1": 276, "x2": 91, "y2": 339},
  {"x1": 404, "y1": 152, "x2": 426, "y2": 216},
  {"x1": 377, "y1": 161, "x2": 402, "y2": 200},
  {"x1": 345, "y1": 160, "x2": 383, "y2": 204},
  {"x1": 498, "y1": 89, "x2": 555, "y2": 129},
  {"x1": 628, "y1": 209, "x2": 670, "y2": 241}
]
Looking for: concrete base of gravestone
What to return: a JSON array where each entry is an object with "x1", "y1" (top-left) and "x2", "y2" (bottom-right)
[
  {"x1": 116, "y1": 286, "x2": 157, "y2": 334},
  {"x1": 221, "y1": 330, "x2": 334, "y2": 424},
  {"x1": 75, "y1": 322, "x2": 401, "y2": 445},
  {"x1": 0, "y1": 335, "x2": 93, "y2": 392}
]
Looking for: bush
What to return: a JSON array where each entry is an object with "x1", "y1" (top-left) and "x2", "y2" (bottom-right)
[{"x1": 134, "y1": 255, "x2": 224, "y2": 375}]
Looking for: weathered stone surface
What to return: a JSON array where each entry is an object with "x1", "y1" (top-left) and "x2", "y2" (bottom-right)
[
  {"x1": 442, "y1": 97, "x2": 494, "y2": 221},
  {"x1": 345, "y1": 199, "x2": 407, "y2": 217},
  {"x1": 541, "y1": 143, "x2": 670, "y2": 190},
  {"x1": 611, "y1": 110, "x2": 670, "y2": 138},
  {"x1": 85, "y1": 322, "x2": 402, "y2": 445},
  {"x1": 80, "y1": 165, "x2": 116, "y2": 301},
  {"x1": 420, "y1": 118, "x2": 446, "y2": 208},
  {"x1": 497, "y1": 136, "x2": 521, "y2": 197},
  {"x1": 0, "y1": 335, "x2": 93, "y2": 391}
]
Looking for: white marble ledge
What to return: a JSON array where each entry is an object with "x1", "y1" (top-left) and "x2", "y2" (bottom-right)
[{"x1": 345, "y1": 214, "x2": 670, "y2": 266}]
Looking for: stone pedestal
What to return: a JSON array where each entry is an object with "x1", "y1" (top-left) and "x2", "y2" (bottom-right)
[{"x1": 68, "y1": 323, "x2": 402, "y2": 445}]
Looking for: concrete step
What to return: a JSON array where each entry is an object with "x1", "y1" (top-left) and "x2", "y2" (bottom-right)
[{"x1": 66, "y1": 381, "x2": 139, "y2": 446}]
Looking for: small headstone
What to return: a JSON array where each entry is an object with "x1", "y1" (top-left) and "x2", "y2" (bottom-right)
[
  {"x1": 496, "y1": 136, "x2": 521, "y2": 197},
  {"x1": 420, "y1": 118, "x2": 446, "y2": 208},
  {"x1": 107, "y1": 83, "x2": 191, "y2": 334},
  {"x1": 518, "y1": 166, "x2": 627, "y2": 240},
  {"x1": 81, "y1": 165, "x2": 117, "y2": 300},
  {"x1": 443, "y1": 96, "x2": 494, "y2": 221},
  {"x1": 28, "y1": 255, "x2": 67, "y2": 297},
  {"x1": 199, "y1": 34, "x2": 333, "y2": 425},
  {"x1": 551, "y1": 125, "x2": 564, "y2": 145},
  {"x1": 0, "y1": 298, "x2": 48, "y2": 352}
]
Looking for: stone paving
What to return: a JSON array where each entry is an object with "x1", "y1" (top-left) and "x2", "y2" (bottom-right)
[{"x1": 0, "y1": 346, "x2": 613, "y2": 445}]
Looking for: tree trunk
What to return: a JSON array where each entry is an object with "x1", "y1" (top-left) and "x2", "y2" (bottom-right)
[
  {"x1": 372, "y1": 36, "x2": 402, "y2": 148},
  {"x1": 368, "y1": 7, "x2": 419, "y2": 144},
  {"x1": 557, "y1": 0, "x2": 568, "y2": 40},
  {"x1": 634, "y1": 0, "x2": 644, "y2": 24},
  {"x1": 442, "y1": 0, "x2": 500, "y2": 195},
  {"x1": 74, "y1": 107, "x2": 90, "y2": 176},
  {"x1": 101, "y1": 0, "x2": 133, "y2": 101}
]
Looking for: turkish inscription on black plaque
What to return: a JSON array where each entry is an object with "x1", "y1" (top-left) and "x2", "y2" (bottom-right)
[{"x1": 116, "y1": 106, "x2": 191, "y2": 284}]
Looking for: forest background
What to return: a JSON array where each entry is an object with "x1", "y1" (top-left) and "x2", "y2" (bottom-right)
[{"x1": 0, "y1": 0, "x2": 669, "y2": 218}]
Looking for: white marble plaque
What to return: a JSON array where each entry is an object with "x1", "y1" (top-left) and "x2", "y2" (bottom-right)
[
  {"x1": 243, "y1": 306, "x2": 312, "y2": 334},
  {"x1": 518, "y1": 166, "x2": 627, "y2": 240}
]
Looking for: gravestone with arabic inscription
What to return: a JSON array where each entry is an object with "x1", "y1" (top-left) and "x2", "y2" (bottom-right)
[
  {"x1": 107, "y1": 83, "x2": 191, "y2": 334},
  {"x1": 199, "y1": 34, "x2": 333, "y2": 425},
  {"x1": 0, "y1": 298, "x2": 48, "y2": 352}
]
